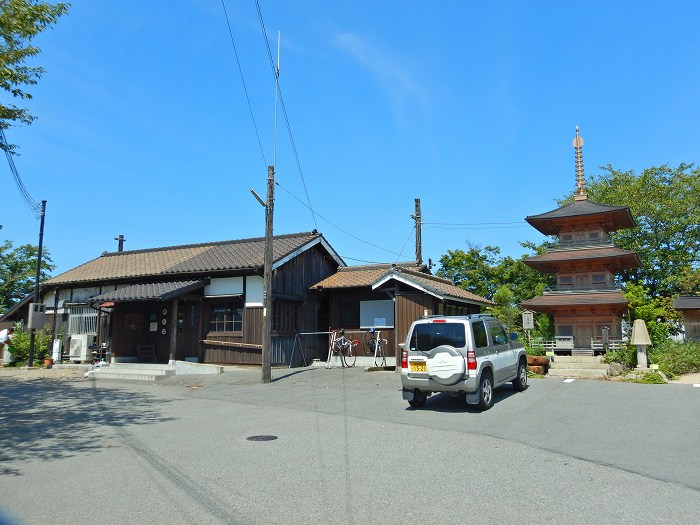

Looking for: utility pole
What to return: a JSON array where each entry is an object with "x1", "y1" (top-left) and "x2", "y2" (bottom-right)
[
  {"x1": 412, "y1": 198, "x2": 422, "y2": 265},
  {"x1": 27, "y1": 200, "x2": 46, "y2": 367},
  {"x1": 261, "y1": 166, "x2": 275, "y2": 384},
  {"x1": 114, "y1": 234, "x2": 126, "y2": 252}
]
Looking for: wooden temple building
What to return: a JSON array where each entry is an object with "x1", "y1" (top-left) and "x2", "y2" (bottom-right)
[{"x1": 520, "y1": 128, "x2": 641, "y2": 353}]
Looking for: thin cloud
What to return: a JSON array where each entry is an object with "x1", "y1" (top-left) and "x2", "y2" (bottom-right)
[{"x1": 333, "y1": 32, "x2": 426, "y2": 101}]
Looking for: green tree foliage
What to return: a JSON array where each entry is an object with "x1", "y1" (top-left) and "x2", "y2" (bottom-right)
[
  {"x1": 0, "y1": 239, "x2": 54, "y2": 313},
  {"x1": 566, "y1": 163, "x2": 700, "y2": 296},
  {"x1": 437, "y1": 241, "x2": 553, "y2": 304},
  {"x1": 437, "y1": 243, "x2": 502, "y2": 300},
  {"x1": 437, "y1": 241, "x2": 555, "y2": 337},
  {"x1": 0, "y1": 0, "x2": 69, "y2": 151},
  {"x1": 623, "y1": 282, "x2": 682, "y2": 347}
]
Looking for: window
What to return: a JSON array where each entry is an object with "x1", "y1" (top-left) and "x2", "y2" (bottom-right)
[
  {"x1": 487, "y1": 319, "x2": 508, "y2": 345},
  {"x1": 409, "y1": 322, "x2": 466, "y2": 352},
  {"x1": 592, "y1": 273, "x2": 607, "y2": 283},
  {"x1": 472, "y1": 320, "x2": 488, "y2": 348},
  {"x1": 559, "y1": 275, "x2": 573, "y2": 288},
  {"x1": 209, "y1": 301, "x2": 243, "y2": 332},
  {"x1": 359, "y1": 300, "x2": 394, "y2": 328}
]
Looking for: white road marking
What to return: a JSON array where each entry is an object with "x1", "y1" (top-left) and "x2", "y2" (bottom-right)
[
  {"x1": 693, "y1": 384, "x2": 700, "y2": 388},
  {"x1": 563, "y1": 378, "x2": 575, "y2": 383}
]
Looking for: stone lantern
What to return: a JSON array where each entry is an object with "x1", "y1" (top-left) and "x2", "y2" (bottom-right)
[{"x1": 630, "y1": 319, "x2": 652, "y2": 369}]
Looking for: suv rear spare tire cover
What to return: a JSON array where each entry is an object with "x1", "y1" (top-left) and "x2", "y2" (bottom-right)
[{"x1": 427, "y1": 345, "x2": 465, "y2": 385}]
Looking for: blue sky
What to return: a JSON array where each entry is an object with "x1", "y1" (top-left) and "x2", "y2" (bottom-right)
[{"x1": 3, "y1": 0, "x2": 699, "y2": 276}]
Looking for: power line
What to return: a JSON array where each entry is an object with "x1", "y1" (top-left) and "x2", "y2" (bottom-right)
[
  {"x1": 423, "y1": 221, "x2": 525, "y2": 226},
  {"x1": 275, "y1": 181, "x2": 404, "y2": 257},
  {"x1": 0, "y1": 129, "x2": 41, "y2": 218},
  {"x1": 220, "y1": 0, "x2": 267, "y2": 168},
  {"x1": 255, "y1": 0, "x2": 317, "y2": 230},
  {"x1": 395, "y1": 225, "x2": 416, "y2": 263}
]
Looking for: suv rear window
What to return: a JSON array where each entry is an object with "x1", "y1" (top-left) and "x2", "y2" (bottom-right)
[{"x1": 409, "y1": 322, "x2": 466, "y2": 352}]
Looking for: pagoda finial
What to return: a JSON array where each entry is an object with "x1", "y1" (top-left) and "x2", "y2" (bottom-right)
[{"x1": 572, "y1": 125, "x2": 587, "y2": 200}]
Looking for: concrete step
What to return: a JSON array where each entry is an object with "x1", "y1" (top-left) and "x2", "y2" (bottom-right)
[
  {"x1": 108, "y1": 363, "x2": 174, "y2": 371},
  {"x1": 86, "y1": 366, "x2": 174, "y2": 381},
  {"x1": 549, "y1": 361, "x2": 609, "y2": 370},
  {"x1": 548, "y1": 368, "x2": 608, "y2": 379},
  {"x1": 551, "y1": 356, "x2": 605, "y2": 364}
]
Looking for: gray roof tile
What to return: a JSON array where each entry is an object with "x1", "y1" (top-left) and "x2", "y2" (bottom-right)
[{"x1": 47, "y1": 232, "x2": 328, "y2": 286}]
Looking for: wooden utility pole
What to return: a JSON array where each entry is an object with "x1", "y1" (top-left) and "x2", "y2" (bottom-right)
[
  {"x1": 413, "y1": 198, "x2": 422, "y2": 265},
  {"x1": 27, "y1": 200, "x2": 46, "y2": 367},
  {"x1": 261, "y1": 166, "x2": 275, "y2": 384}
]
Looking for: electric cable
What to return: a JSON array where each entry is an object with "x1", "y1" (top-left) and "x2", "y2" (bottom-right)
[
  {"x1": 255, "y1": 0, "x2": 317, "y2": 230},
  {"x1": 0, "y1": 128, "x2": 41, "y2": 219},
  {"x1": 395, "y1": 225, "x2": 416, "y2": 263},
  {"x1": 220, "y1": 0, "x2": 267, "y2": 168},
  {"x1": 275, "y1": 181, "x2": 404, "y2": 257}
]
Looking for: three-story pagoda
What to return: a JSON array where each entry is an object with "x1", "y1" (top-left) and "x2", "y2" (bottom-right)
[{"x1": 520, "y1": 128, "x2": 641, "y2": 353}]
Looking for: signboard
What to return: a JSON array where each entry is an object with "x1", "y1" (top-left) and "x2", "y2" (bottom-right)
[{"x1": 522, "y1": 311, "x2": 534, "y2": 330}]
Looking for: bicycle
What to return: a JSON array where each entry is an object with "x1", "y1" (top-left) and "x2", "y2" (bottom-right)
[
  {"x1": 364, "y1": 328, "x2": 387, "y2": 367},
  {"x1": 331, "y1": 329, "x2": 358, "y2": 368}
]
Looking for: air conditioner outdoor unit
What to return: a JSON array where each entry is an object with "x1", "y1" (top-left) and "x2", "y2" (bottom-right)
[{"x1": 68, "y1": 334, "x2": 93, "y2": 362}]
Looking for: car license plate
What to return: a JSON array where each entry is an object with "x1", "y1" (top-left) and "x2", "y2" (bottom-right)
[{"x1": 410, "y1": 361, "x2": 427, "y2": 373}]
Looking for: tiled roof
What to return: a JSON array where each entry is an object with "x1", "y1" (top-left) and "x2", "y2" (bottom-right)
[
  {"x1": 46, "y1": 232, "x2": 338, "y2": 286},
  {"x1": 526, "y1": 198, "x2": 635, "y2": 235},
  {"x1": 523, "y1": 247, "x2": 641, "y2": 272},
  {"x1": 311, "y1": 263, "x2": 425, "y2": 289},
  {"x1": 89, "y1": 280, "x2": 208, "y2": 302},
  {"x1": 375, "y1": 268, "x2": 493, "y2": 306},
  {"x1": 673, "y1": 296, "x2": 700, "y2": 310},
  {"x1": 312, "y1": 263, "x2": 493, "y2": 306}
]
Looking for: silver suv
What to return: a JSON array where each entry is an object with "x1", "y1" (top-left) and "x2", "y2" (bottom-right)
[{"x1": 400, "y1": 314, "x2": 528, "y2": 410}]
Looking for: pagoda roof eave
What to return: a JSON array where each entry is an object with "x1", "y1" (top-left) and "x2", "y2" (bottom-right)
[
  {"x1": 522, "y1": 247, "x2": 642, "y2": 273},
  {"x1": 525, "y1": 199, "x2": 635, "y2": 235}
]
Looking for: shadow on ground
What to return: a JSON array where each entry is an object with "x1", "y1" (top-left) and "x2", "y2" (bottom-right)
[
  {"x1": 0, "y1": 378, "x2": 175, "y2": 476},
  {"x1": 405, "y1": 386, "x2": 521, "y2": 413}
]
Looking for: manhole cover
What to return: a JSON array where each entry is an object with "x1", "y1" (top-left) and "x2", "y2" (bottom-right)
[{"x1": 246, "y1": 435, "x2": 278, "y2": 442}]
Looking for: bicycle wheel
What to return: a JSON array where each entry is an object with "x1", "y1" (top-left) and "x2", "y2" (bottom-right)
[
  {"x1": 342, "y1": 341, "x2": 357, "y2": 367},
  {"x1": 363, "y1": 331, "x2": 376, "y2": 355},
  {"x1": 374, "y1": 340, "x2": 386, "y2": 367}
]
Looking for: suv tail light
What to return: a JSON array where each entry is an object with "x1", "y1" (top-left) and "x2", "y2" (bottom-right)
[
  {"x1": 467, "y1": 349, "x2": 477, "y2": 370},
  {"x1": 401, "y1": 349, "x2": 408, "y2": 369}
]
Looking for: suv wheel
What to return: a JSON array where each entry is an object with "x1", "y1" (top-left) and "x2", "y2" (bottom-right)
[
  {"x1": 512, "y1": 359, "x2": 528, "y2": 392},
  {"x1": 477, "y1": 372, "x2": 494, "y2": 411},
  {"x1": 408, "y1": 390, "x2": 427, "y2": 408}
]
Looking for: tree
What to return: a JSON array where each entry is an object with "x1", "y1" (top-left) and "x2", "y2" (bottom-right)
[
  {"x1": 565, "y1": 163, "x2": 700, "y2": 297},
  {"x1": 437, "y1": 243, "x2": 502, "y2": 300},
  {"x1": 437, "y1": 241, "x2": 553, "y2": 303},
  {"x1": 0, "y1": 0, "x2": 69, "y2": 152},
  {"x1": 0, "y1": 239, "x2": 54, "y2": 313},
  {"x1": 622, "y1": 282, "x2": 682, "y2": 347}
]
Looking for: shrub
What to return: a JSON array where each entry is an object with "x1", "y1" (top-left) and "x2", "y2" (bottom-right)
[
  {"x1": 648, "y1": 340, "x2": 700, "y2": 376},
  {"x1": 7, "y1": 324, "x2": 53, "y2": 364},
  {"x1": 602, "y1": 345, "x2": 637, "y2": 369},
  {"x1": 639, "y1": 372, "x2": 666, "y2": 384}
]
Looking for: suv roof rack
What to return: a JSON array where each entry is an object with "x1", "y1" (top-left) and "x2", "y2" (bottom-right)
[{"x1": 419, "y1": 313, "x2": 495, "y2": 320}]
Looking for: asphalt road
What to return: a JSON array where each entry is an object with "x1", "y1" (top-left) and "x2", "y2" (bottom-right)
[{"x1": 1, "y1": 367, "x2": 699, "y2": 524}]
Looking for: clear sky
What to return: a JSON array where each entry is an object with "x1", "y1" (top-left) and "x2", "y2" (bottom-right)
[{"x1": 3, "y1": 0, "x2": 699, "y2": 277}]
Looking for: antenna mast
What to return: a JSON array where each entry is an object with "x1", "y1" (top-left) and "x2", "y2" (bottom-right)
[{"x1": 273, "y1": 31, "x2": 280, "y2": 167}]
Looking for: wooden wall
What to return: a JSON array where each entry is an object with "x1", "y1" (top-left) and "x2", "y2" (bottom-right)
[{"x1": 202, "y1": 245, "x2": 339, "y2": 365}]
